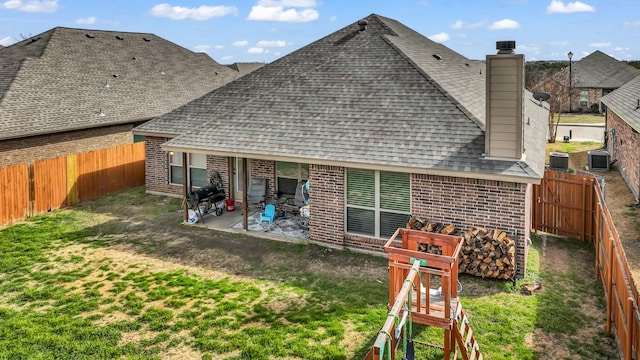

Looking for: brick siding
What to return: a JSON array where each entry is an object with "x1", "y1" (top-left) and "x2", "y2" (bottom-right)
[
  {"x1": 607, "y1": 110, "x2": 640, "y2": 200},
  {"x1": 411, "y1": 174, "x2": 529, "y2": 277},
  {"x1": 207, "y1": 156, "x2": 231, "y2": 199},
  {"x1": 249, "y1": 159, "x2": 276, "y2": 203},
  {"x1": 144, "y1": 146, "x2": 532, "y2": 276},
  {"x1": 0, "y1": 124, "x2": 133, "y2": 167},
  {"x1": 308, "y1": 164, "x2": 345, "y2": 246},
  {"x1": 145, "y1": 136, "x2": 232, "y2": 198}
]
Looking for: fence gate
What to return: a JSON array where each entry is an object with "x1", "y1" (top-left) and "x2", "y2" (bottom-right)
[{"x1": 532, "y1": 170, "x2": 597, "y2": 242}]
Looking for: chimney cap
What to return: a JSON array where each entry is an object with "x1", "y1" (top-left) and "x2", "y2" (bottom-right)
[{"x1": 496, "y1": 40, "x2": 516, "y2": 54}]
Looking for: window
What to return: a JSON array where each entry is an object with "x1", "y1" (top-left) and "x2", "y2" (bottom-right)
[
  {"x1": 169, "y1": 152, "x2": 183, "y2": 185},
  {"x1": 169, "y1": 152, "x2": 207, "y2": 187},
  {"x1": 579, "y1": 90, "x2": 589, "y2": 108},
  {"x1": 189, "y1": 153, "x2": 207, "y2": 187},
  {"x1": 276, "y1": 161, "x2": 308, "y2": 197},
  {"x1": 346, "y1": 169, "x2": 410, "y2": 238}
]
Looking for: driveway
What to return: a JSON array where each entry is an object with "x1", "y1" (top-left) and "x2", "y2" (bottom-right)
[{"x1": 556, "y1": 123, "x2": 605, "y2": 142}]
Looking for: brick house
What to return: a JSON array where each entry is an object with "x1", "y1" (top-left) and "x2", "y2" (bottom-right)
[
  {"x1": 601, "y1": 75, "x2": 640, "y2": 201},
  {"x1": 547, "y1": 51, "x2": 640, "y2": 113},
  {"x1": 134, "y1": 14, "x2": 548, "y2": 276},
  {"x1": 0, "y1": 27, "x2": 244, "y2": 167}
]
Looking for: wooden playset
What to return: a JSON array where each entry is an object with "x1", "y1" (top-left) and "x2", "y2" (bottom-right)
[{"x1": 364, "y1": 228, "x2": 483, "y2": 360}]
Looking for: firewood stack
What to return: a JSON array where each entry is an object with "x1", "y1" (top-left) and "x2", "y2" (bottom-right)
[{"x1": 406, "y1": 217, "x2": 515, "y2": 279}]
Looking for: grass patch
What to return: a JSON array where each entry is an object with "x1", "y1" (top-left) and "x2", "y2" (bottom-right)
[
  {"x1": 558, "y1": 113, "x2": 605, "y2": 124},
  {"x1": 0, "y1": 188, "x2": 617, "y2": 359},
  {"x1": 546, "y1": 141, "x2": 603, "y2": 155}
]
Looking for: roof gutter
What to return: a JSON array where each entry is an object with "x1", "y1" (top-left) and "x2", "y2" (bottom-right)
[
  {"x1": 161, "y1": 144, "x2": 543, "y2": 185},
  {"x1": 0, "y1": 116, "x2": 155, "y2": 141}
]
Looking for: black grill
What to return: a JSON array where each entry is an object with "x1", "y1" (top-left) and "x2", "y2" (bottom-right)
[{"x1": 186, "y1": 171, "x2": 226, "y2": 218}]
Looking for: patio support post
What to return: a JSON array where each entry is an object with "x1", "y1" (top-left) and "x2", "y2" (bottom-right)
[
  {"x1": 182, "y1": 152, "x2": 189, "y2": 222},
  {"x1": 243, "y1": 157, "x2": 248, "y2": 231}
]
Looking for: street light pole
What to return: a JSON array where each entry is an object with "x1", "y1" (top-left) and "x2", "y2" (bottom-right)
[{"x1": 568, "y1": 51, "x2": 573, "y2": 113}]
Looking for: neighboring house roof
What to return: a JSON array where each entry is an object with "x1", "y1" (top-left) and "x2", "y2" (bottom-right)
[
  {"x1": 571, "y1": 50, "x2": 640, "y2": 89},
  {"x1": 227, "y1": 62, "x2": 266, "y2": 76},
  {"x1": 135, "y1": 14, "x2": 548, "y2": 183},
  {"x1": 0, "y1": 27, "x2": 242, "y2": 141},
  {"x1": 600, "y1": 75, "x2": 640, "y2": 132}
]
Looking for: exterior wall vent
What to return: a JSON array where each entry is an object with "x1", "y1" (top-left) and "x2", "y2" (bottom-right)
[
  {"x1": 588, "y1": 150, "x2": 610, "y2": 171},
  {"x1": 549, "y1": 152, "x2": 569, "y2": 171}
]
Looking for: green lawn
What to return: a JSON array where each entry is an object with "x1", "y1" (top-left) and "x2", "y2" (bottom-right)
[
  {"x1": 0, "y1": 188, "x2": 616, "y2": 359},
  {"x1": 557, "y1": 113, "x2": 605, "y2": 124}
]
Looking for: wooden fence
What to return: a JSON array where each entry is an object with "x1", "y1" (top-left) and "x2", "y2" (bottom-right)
[
  {"x1": 0, "y1": 142, "x2": 145, "y2": 226},
  {"x1": 533, "y1": 170, "x2": 639, "y2": 359}
]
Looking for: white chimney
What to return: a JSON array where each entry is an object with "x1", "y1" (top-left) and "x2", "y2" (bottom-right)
[{"x1": 485, "y1": 41, "x2": 525, "y2": 160}]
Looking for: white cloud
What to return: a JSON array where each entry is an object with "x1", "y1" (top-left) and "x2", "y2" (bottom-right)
[
  {"x1": 222, "y1": 55, "x2": 233, "y2": 60},
  {"x1": 2, "y1": 0, "x2": 57, "y2": 12},
  {"x1": 624, "y1": 21, "x2": 640, "y2": 27},
  {"x1": 0, "y1": 36, "x2": 13, "y2": 46},
  {"x1": 75, "y1": 16, "x2": 96, "y2": 25},
  {"x1": 450, "y1": 20, "x2": 484, "y2": 29},
  {"x1": 489, "y1": 19, "x2": 520, "y2": 30},
  {"x1": 232, "y1": 40, "x2": 248, "y2": 46},
  {"x1": 550, "y1": 40, "x2": 570, "y2": 47},
  {"x1": 518, "y1": 44, "x2": 542, "y2": 54},
  {"x1": 329, "y1": 15, "x2": 337, "y2": 21},
  {"x1": 589, "y1": 42, "x2": 611, "y2": 48},
  {"x1": 257, "y1": 0, "x2": 316, "y2": 6},
  {"x1": 214, "y1": 45, "x2": 224, "y2": 49},
  {"x1": 150, "y1": 3, "x2": 238, "y2": 21},
  {"x1": 248, "y1": 47, "x2": 266, "y2": 54},
  {"x1": 546, "y1": 0, "x2": 595, "y2": 14},
  {"x1": 194, "y1": 44, "x2": 211, "y2": 52},
  {"x1": 256, "y1": 40, "x2": 286, "y2": 47},
  {"x1": 248, "y1": 5, "x2": 318, "y2": 22},
  {"x1": 248, "y1": 0, "x2": 319, "y2": 22},
  {"x1": 428, "y1": 32, "x2": 450, "y2": 42}
]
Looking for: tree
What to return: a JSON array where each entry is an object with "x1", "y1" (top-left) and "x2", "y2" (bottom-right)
[{"x1": 529, "y1": 69, "x2": 570, "y2": 143}]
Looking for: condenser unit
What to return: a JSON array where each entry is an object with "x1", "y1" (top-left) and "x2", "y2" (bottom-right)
[
  {"x1": 588, "y1": 150, "x2": 610, "y2": 171},
  {"x1": 549, "y1": 152, "x2": 569, "y2": 171}
]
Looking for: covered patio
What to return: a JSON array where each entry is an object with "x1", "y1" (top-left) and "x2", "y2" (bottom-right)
[{"x1": 188, "y1": 204, "x2": 309, "y2": 243}]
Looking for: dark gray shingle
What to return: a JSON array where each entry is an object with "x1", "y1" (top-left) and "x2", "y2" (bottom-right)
[
  {"x1": 137, "y1": 14, "x2": 548, "y2": 181},
  {"x1": 0, "y1": 27, "x2": 241, "y2": 140}
]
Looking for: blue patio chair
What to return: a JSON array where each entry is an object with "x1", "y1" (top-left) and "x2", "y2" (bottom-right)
[{"x1": 260, "y1": 204, "x2": 276, "y2": 224}]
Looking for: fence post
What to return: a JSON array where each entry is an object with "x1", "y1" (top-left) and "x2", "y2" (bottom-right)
[
  {"x1": 595, "y1": 201, "x2": 601, "y2": 281},
  {"x1": 27, "y1": 163, "x2": 35, "y2": 218},
  {"x1": 66, "y1": 154, "x2": 78, "y2": 205},
  {"x1": 607, "y1": 238, "x2": 614, "y2": 333},
  {"x1": 625, "y1": 297, "x2": 633, "y2": 360}
]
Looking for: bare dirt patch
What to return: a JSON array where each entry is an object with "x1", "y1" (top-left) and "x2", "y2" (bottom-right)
[{"x1": 569, "y1": 150, "x2": 640, "y2": 288}]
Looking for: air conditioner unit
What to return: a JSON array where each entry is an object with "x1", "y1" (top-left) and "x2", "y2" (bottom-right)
[
  {"x1": 549, "y1": 152, "x2": 569, "y2": 171},
  {"x1": 588, "y1": 150, "x2": 610, "y2": 171}
]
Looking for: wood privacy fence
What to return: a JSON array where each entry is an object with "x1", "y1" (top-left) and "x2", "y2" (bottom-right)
[
  {"x1": 533, "y1": 170, "x2": 639, "y2": 359},
  {"x1": 0, "y1": 142, "x2": 145, "y2": 226}
]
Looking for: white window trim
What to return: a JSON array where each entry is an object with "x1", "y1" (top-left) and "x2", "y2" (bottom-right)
[{"x1": 345, "y1": 170, "x2": 411, "y2": 239}]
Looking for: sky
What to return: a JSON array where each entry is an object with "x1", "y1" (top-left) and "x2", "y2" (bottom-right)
[{"x1": 0, "y1": 0, "x2": 639, "y2": 64}]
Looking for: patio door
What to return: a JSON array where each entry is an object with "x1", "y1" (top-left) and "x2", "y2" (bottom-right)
[{"x1": 233, "y1": 158, "x2": 250, "y2": 202}]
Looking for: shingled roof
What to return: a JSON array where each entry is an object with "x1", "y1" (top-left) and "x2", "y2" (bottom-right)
[
  {"x1": 0, "y1": 27, "x2": 241, "y2": 141},
  {"x1": 600, "y1": 75, "x2": 640, "y2": 132},
  {"x1": 571, "y1": 50, "x2": 640, "y2": 89},
  {"x1": 135, "y1": 14, "x2": 548, "y2": 182}
]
